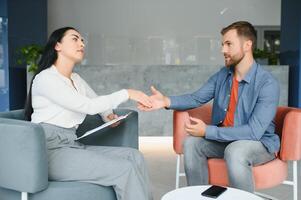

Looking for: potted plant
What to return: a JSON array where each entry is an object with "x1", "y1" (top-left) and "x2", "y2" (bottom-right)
[
  {"x1": 16, "y1": 44, "x2": 43, "y2": 91},
  {"x1": 253, "y1": 48, "x2": 279, "y2": 65},
  {"x1": 17, "y1": 44, "x2": 44, "y2": 73}
]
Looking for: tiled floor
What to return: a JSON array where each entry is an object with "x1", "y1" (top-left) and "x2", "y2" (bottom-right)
[{"x1": 139, "y1": 137, "x2": 301, "y2": 200}]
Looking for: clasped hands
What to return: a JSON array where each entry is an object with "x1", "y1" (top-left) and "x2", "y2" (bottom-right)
[{"x1": 127, "y1": 86, "x2": 207, "y2": 137}]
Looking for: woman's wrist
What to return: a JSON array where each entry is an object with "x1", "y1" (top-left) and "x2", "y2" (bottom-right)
[{"x1": 127, "y1": 89, "x2": 133, "y2": 99}]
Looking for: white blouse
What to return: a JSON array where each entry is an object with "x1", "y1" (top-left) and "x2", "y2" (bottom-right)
[{"x1": 31, "y1": 65, "x2": 129, "y2": 128}]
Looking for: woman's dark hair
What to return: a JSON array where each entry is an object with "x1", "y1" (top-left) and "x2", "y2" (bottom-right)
[{"x1": 24, "y1": 27, "x2": 77, "y2": 121}]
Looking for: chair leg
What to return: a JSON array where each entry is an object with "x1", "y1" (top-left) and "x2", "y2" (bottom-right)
[
  {"x1": 21, "y1": 192, "x2": 28, "y2": 200},
  {"x1": 175, "y1": 154, "x2": 187, "y2": 188},
  {"x1": 293, "y1": 161, "x2": 298, "y2": 200},
  {"x1": 176, "y1": 154, "x2": 181, "y2": 189}
]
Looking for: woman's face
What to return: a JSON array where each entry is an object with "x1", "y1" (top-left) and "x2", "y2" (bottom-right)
[{"x1": 55, "y1": 29, "x2": 85, "y2": 64}]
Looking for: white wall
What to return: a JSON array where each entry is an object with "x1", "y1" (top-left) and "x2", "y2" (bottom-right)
[{"x1": 48, "y1": 0, "x2": 281, "y2": 65}]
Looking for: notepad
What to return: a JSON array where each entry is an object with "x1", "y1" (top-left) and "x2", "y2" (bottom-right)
[{"x1": 75, "y1": 112, "x2": 132, "y2": 140}]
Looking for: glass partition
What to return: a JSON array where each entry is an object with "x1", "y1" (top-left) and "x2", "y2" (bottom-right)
[{"x1": 0, "y1": 16, "x2": 9, "y2": 111}]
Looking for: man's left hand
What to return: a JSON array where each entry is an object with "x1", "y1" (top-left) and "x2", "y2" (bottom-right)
[{"x1": 185, "y1": 117, "x2": 207, "y2": 137}]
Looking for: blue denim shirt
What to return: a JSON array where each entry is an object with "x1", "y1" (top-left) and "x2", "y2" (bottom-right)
[{"x1": 169, "y1": 62, "x2": 280, "y2": 153}]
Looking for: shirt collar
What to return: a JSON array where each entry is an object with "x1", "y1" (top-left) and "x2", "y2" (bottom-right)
[
  {"x1": 50, "y1": 65, "x2": 76, "y2": 82},
  {"x1": 242, "y1": 61, "x2": 258, "y2": 84},
  {"x1": 227, "y1": 66, "x2": 235, "y2": 75},
  {"x1": 226, "y1": 61, "x2": 258, "y2": 84}
]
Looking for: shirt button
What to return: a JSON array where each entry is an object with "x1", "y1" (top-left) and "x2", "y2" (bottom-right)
[{"x1": 224, "y1": 108, "x2": 227, "y2": 112}]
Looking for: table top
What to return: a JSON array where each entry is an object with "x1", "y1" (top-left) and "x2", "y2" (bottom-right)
[{"x1": 161, "y1": 185, "x2": 263, "y2": 200}]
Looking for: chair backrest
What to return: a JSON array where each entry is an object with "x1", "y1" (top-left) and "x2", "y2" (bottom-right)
[
  {"x1": 274, "y1": 106, "x2": 301, "y2": 161},
  {"x1": 173, "y1": 105, "x2": 301, "y2": 161},
  {"x1": 173, "y1": 104, "x2": 212, "y2": 153}
]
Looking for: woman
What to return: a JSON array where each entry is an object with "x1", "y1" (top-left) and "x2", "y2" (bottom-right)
[{"x1": 24, "y1": 27, "x2": 153, "y2": 200}]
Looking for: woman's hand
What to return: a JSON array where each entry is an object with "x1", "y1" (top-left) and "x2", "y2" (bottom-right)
[
  {"x1": 127, "y1": 89, "x2": 153, "y2": 108},
  {"x1": 138, "y1": 86, "x2": 170, "y2": 111},
  {"x1": 106, "y1": 113, "x2": 121, "y2": 127}
]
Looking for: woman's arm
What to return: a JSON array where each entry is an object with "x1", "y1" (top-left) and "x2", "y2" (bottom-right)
[
  {"x1": 33, "y1": 73, "x2": 152, "y2": 115},
  {"x1": 76, "y1": 74, "x2": 114, "y2": 121},
  {"x1": 33, "y1": 74, "x2": 129, "y2": 115}
]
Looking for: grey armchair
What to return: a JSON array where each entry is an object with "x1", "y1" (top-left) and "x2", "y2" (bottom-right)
[{"x1": 0, "y1": 109, "x2": 138, "y2": 200}]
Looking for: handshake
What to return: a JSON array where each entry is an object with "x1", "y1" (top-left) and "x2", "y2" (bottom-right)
[
  {"x1": 125, "y1": 85, "x2": 207, "y2": 137},
  {"x1": 107, "y1": 86, "x2": 207, "y2": 137},
  {"x1": 127, "y1": 86, "x2": 171, "y2": 111}
]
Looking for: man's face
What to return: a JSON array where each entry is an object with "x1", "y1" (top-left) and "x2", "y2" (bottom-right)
[{"x1": 221, "y1": 29, "x2": 245, "y2": 67}]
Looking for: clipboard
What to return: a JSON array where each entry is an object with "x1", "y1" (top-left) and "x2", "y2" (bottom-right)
[{"x1": 75, "y1": 112, "x2": 132, "y2": 140}]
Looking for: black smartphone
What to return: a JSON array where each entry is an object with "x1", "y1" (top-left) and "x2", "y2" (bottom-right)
[{"x1": 201, "y1": 185, "x2": 227, "y2": 198}]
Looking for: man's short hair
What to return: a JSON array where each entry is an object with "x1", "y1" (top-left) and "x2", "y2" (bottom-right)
[{"x1": 221, "y1": 21, "x2": 257, "y2": 50}]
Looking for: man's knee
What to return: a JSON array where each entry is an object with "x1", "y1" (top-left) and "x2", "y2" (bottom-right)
[
  {"x1": 183, "y1": 136, "x2": 206, "y2": 155},
  {"x1": 183, "y1": 136, "x2": 198, "y2": 153},
  {"x1": 224, "y1": 141, "x2": 251, "y2": 164}
]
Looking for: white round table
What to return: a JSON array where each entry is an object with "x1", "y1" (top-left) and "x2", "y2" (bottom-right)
[{"x1": 161, "y1": 185, "x2": 263, "y2": 200}]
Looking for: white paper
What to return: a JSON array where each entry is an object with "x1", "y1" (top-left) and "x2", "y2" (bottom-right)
[{"x1": 75, "y1": 112, "x2": 132, "y2": 140}]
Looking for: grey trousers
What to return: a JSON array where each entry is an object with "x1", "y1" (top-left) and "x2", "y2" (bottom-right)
[
  {"x1": 183, "y1": 136, "x2": 275, "y2": 192},
  {"x1": 41, "y1": 123, "x2": 153, "y2": 200}
]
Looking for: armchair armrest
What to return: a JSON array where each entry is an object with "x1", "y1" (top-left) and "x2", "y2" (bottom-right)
[
  {"x1": 0, "y1": 118, "x2": 48, "y2": 193},
  {"x1": 173, "y1": 104, "x2": 212, "y2": 154},
  {"x1": 173, "y1": 111, "x2": 189, "y2": 154},
  {"x1": 0, "y1": 109, "x2": 25, "y2": 120},
  {"x1": 76, "y1": 109, "x2": 138, "y2": 149},
  {"x1": 280, "y1": 109, "x2": 301, "y2": 161}
]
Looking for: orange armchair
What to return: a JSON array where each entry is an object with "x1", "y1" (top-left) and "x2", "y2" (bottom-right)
[{"x1": 173, "y1": 104, "x2": 301, "y2": 200}]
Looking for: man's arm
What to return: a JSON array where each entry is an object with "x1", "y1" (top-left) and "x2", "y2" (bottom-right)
[
  {"x1": 168, "y1": 71, "x2": 218, "y2": 110},
  {"x1": 205, "y1": 78, "x2": 280, "y2": 142},
  {"x1": 139, "y1": 71, "x2": 219, "y2": 111}
]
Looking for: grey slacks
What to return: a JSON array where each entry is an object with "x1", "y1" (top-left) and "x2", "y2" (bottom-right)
[
  {"x1": 183, "y1": 136, "x2": 275, "y2": 192},
  {"x1": 41, "y1": 123, "x2": 152, "y2": 200}
]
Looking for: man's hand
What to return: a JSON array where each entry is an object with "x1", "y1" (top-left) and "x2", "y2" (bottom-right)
[
  {"x1": 185, "y1": 117, "x2": 207, "y2": 137},
  {"x1": 106, "y1": 113, "x2": 121, "y2": 127},
  {"x1": 127, "y1": 89, "x2": 153, "y2": 109},
  {"x1": 138, "y1": 86, "x2": 170, "y2": 111}
]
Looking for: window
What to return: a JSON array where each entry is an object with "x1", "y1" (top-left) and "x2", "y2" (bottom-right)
[{"x1": 254, "y1": 26, "x2": 280, "y2": 65}]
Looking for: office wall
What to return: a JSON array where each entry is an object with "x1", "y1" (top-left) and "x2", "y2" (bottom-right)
[
  {"x1": 48, "y1": 0, "x2": 281, "y2": 65},
  {"x1": 75, "y1": 64, "x2": 288, "y2": 136},
  {"x1": 48, "y1": 1, "x2": 284, "y2": 136}
]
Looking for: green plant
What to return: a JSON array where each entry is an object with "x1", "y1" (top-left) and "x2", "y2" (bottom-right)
[
  {"x1": 253, "y1": 48, "x2": 279, "y2": 65},
  {"x1": 17, "y1": 44, "x2": 44, "y2": 73}
]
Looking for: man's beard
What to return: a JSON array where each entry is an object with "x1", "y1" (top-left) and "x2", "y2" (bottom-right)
[{"x1": 224, "y1": 53, "x2": 244, "y2": 67}]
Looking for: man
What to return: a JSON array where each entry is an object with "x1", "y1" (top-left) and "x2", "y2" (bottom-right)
[{"x1": 139, "y1": 21, "x2": 280, "y2": 192}]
